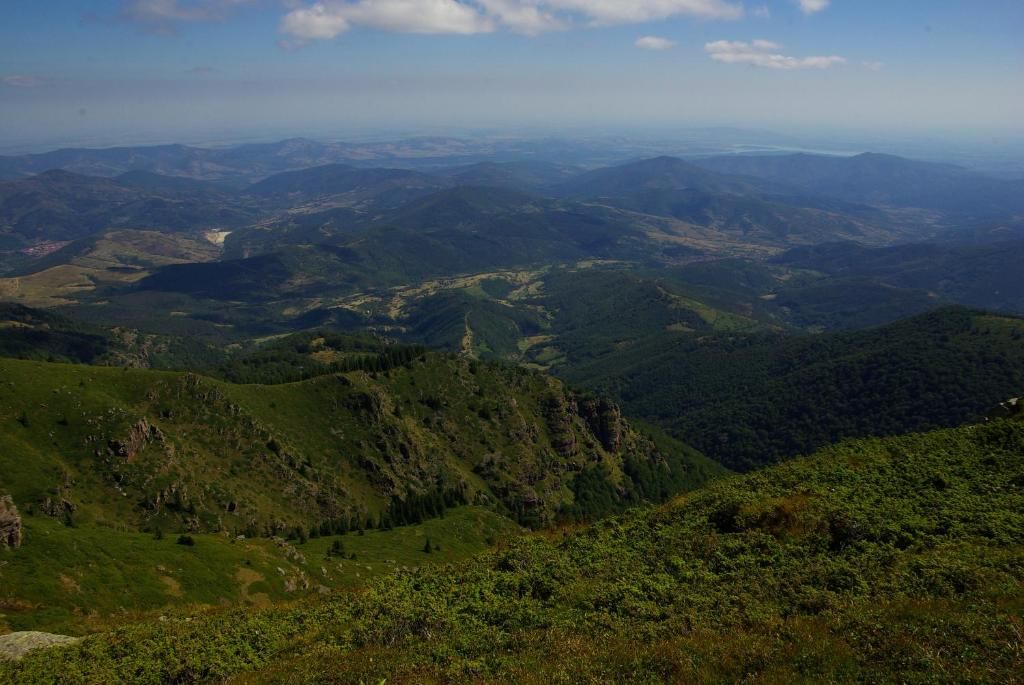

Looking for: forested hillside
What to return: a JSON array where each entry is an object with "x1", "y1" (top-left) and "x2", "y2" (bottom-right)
[{"x1": 564, "y1": 307, "x2": 1024, "y2": 470}]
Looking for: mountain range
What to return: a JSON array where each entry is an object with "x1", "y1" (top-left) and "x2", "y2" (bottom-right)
[{"x1": 2, "y1": 138, "x2": 1024, "y2": 678}]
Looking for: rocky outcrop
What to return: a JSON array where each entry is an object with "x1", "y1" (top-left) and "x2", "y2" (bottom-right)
[
  {"x1": 544, "y1": 392, "x2": 626, "y2": 455},
  {"x1": 40, "y1": 496, "x2": 75, "y2": 519},
  {"x1": 577, "y1": 397, "x2": 624, "y2": 452},
  {"x1": 107, "y1": 418, "x2": 164, "y2": 461},
  {"x1": 0, "y1": 495, "x2": 21, "y2": 549},
  {"x1": 543, "y1": 394, "x2": 578, "y2": 458}
]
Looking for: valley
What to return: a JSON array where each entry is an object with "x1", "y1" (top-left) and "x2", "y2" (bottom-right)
[{"x1": 1, "y1": 136, "x2": 1022, "y2": 682}]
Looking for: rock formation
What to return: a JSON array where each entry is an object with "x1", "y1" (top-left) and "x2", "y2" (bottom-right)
[
  {"x1": 0, "y1": 495, "x2": 22, "y2": 549},
  {"x1": 577, "y1": 397, "x2": 624, "y2": 452},
  {"x1": 107, "y1": 418, "x2": 164, "y2": 461}
]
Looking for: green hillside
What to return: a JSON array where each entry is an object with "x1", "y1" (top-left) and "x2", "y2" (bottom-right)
[
  {"x1": 563, "y1": 307, "x2": 1024, "y2": 470},
  {"x1": 5, "y1": 407, "x2": 1021, "y2": 683},
  {"x1": 0, "y1": 353, "x2": 717, "y2": 533}
]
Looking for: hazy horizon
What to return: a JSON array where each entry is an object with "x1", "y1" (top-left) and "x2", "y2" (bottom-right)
[{"x1": 2, "y1": 1, "x2": 1022, "y2": 151}]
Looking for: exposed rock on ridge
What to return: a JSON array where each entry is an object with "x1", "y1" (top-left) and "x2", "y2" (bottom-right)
[{"x1": 0, "y1": 495, "x2": 22, "y2": 549}]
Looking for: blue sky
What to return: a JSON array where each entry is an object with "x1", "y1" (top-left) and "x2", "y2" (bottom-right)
[{"x1": 1, "y1": 1, "x2": 1022, "y2": 147}]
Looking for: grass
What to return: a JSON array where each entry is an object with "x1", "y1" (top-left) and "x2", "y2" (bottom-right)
[{"x1": 0, "y1": 507, "x2": 518, "y2": 636}]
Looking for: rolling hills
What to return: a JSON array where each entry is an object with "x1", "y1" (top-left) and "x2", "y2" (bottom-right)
[
  {"x1": 556, "y1": 155, "x2": 911, "y2": 246},
  {"x1": 2, "y1": 137, "x2": 1024, "y2": 681},
  {"x1": 247, "y1": 163, "x2": 446, "y2": 209},
  {"x1": 775, "y1": 239, "x2": 1024, "y2": 314},
  {"x1": 0, "y1": 170, "x2": 257, "y2": 248}
]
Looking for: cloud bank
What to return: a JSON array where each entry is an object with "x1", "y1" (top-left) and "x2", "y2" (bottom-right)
[
  {"x1": 278, "y1": 0, "x2": 744, "y2": 40},
  {"x1": 705, "y1": 39, "x2": 846, "y2": 70}
]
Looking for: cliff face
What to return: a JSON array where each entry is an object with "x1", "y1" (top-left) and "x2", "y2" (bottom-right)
[
  {"x1": 577, "y1": 397, "x2": 623, "y2": 452},
  {"x1": 0, "y1": 495, "x2": 21, "y2": 548}
]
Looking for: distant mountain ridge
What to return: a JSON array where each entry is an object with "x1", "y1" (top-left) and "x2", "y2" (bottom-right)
[
  {"x1": 555, "y1": 155, "x2": 909, "y2": 246},
  {"x1": 693, "y1": 152, "x2": 1024, "y2": 215},
  {"x1": 247, "y1": 163, "x2": 445, "y2": 206},
  {"x1": 557, "y1": 155, "x2": 780, "y2": 197},
  {"x1": 0, "y1": 137, "x2": 582, "y2": 185},
  {"x1": 0, "y1": 138, "x2": 415, "y2": 184}
]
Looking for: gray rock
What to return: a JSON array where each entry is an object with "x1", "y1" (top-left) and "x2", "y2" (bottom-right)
[{"x1": 0, "y1": 632, "x2": 81, "y2": 661}]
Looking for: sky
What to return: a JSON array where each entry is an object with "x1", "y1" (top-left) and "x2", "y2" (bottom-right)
[{"x1": 0, "y1": 1, "x2": 1022, "y2": 148}]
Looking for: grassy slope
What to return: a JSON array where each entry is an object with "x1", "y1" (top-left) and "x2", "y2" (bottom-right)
[
  {"x1": 0, "y1": 506, "x2": 517, "y2": 635},
  {"x1": 4, "y1": 412, "x2": 1021, "y2": 683}
]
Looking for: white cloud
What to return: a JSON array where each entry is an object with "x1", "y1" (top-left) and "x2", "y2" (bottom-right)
[
  {"x1": 0, "y1": 75, "x2": 45, "y2": 87},
  {"x1": 862, "y1": 60, "x2": 883, "y2": 71},
  {"x1": 796, "y1": 0, "x2": 829, "y2": 14},
  {"x1": 752, "y1": 4, "x2": 770, "y2": 18},
  {"x1": 635, "y1": 36, "x2": 675, "y2": 50},
  {"x1": 280, "y1": 0, "x2": 495, "y2": 39},
  {"x1": 705, "y1": 39, "x2": 846, "y2": 70},
  {"x1": 541, "y1": 0, "x2": 743, "y2": 24},
  {"x1": 476, "y1": 0, "x2": 564, "y2": 34},
  {"x1": 280, "y1": 0, "x2": 743, "y2": 41},
  {"x1": 341, "y1": 0, "x2": 494, "y2": 33},
  {"x1": 280, "y1": 2, "x2": 351, "y2": 38}
]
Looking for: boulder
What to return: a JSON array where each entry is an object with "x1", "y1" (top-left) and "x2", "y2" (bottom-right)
[{"x1": 0, "y1": 632, "x2": 80, "y2": 661}]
